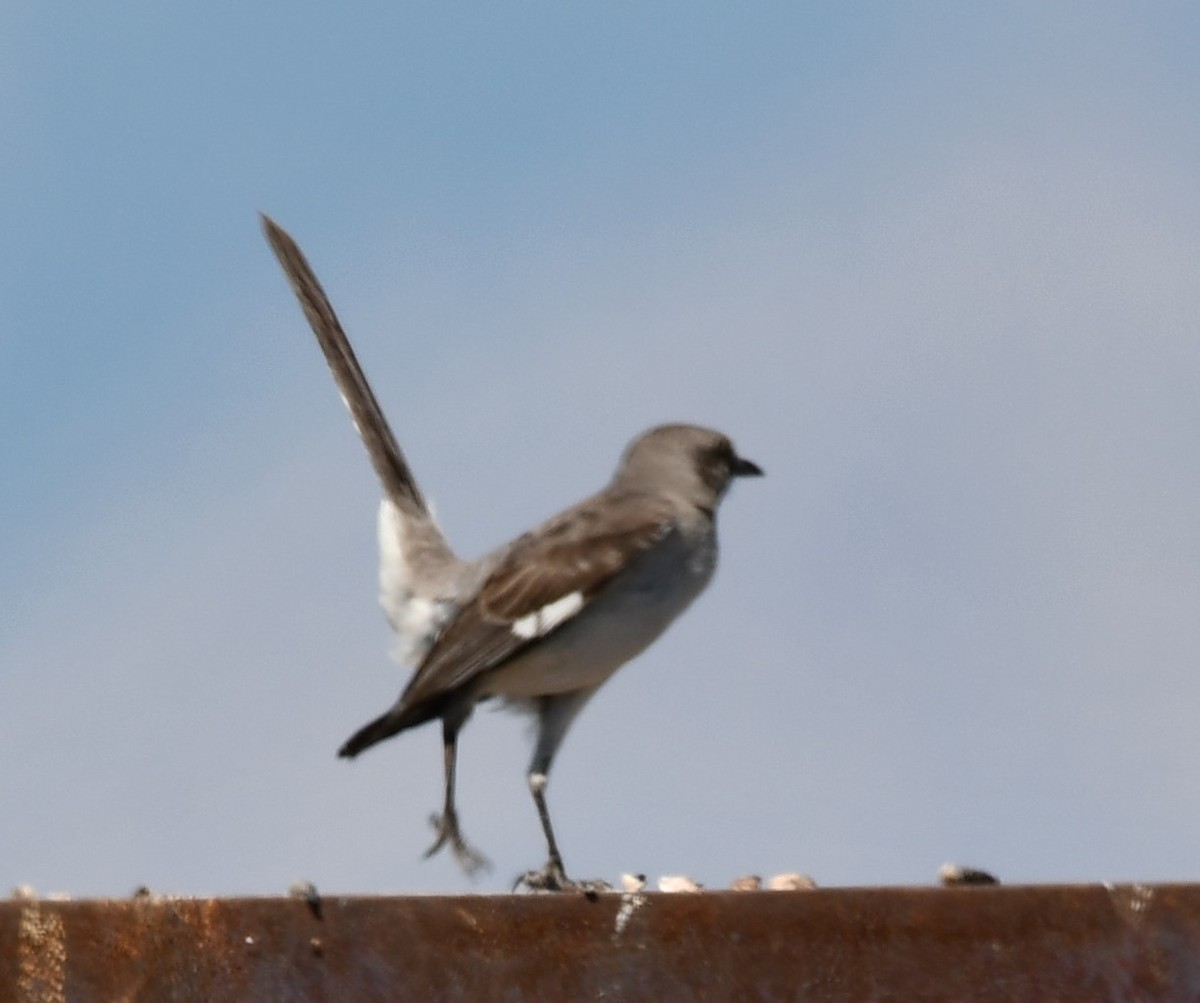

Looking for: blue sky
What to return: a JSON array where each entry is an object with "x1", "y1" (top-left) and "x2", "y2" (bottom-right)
[{"x1": 4, "y1": 4, "x2": 1200, "y2": 897}]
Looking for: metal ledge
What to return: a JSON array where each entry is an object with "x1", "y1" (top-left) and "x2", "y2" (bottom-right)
[{"x1": 4, "y1": 884, "x2": 1199, "y2": 1001}]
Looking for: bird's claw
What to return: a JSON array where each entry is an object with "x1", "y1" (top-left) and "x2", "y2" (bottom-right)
[
  {"x1": 514, "y1": 859, "x2": 610, "y2": 897},
  {"x1": 424, "y1": 811, "x2": 491, "y2": 876}
]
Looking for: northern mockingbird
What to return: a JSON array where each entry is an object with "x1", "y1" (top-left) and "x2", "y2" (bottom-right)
[{"x1": 262, "y1": 215, "x2": 762, "y2": 890}]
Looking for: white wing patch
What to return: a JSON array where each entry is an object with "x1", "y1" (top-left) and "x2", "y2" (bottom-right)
[
  {"x1": 511, "y1": 591, "x2": 585, "y2": 640},
  {"x1": 377, "y1": 500, "x2": 454, "y2": 666}
]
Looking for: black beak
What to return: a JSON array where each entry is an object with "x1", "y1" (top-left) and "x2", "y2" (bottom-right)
[{"x1": 732, "y1": 455, "x2": 764, "y2": 478}]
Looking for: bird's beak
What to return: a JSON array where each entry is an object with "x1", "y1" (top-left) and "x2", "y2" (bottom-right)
[{"x1": 732, "y1": 455, "x2": 764, "y2": 478}]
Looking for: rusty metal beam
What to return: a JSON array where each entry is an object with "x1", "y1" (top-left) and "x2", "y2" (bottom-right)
[{"x1": 3, "y1": 884, "x2": 1199, "y2": 1001}]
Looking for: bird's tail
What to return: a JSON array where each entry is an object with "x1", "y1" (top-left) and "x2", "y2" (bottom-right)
[
  {"x1": 337, "y1": 701, "x2": 437, "y2": 759},
  {"x1": 260, "y1": 215, "x2": 450, "y2": 548}
]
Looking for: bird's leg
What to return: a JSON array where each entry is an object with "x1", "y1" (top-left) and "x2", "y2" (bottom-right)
[
  {"x1": 515, "y1": 771, "x2": 575, "y2": 891},
  {"x1": 424, "y1": 721, "x2": 490, "y2": 875},
  {"x1": 514, "y1": 691, "x2": 611, "y2": 894}
]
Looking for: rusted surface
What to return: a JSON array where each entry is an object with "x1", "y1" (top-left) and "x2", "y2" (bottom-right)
[{"x1": 2, "y1": 884, "x2": 1200, "y2": 1001}]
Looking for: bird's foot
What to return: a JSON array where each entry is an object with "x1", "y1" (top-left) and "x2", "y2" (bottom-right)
[
  {"x1": 514, "y1": 859, "x2": 611, "y2": 897},
  {"x1": 424, "y1": 811, "x2": 491, "y2": 876}
]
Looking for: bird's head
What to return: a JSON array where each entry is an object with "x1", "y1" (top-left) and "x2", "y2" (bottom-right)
[{"x1": 615, "y1": 423, "x2": 763, "y2": 508}]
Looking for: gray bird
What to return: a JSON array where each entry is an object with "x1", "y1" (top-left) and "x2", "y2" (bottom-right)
[{"x1": 262, "y1": 215, "x2": 762, "y2": 890}]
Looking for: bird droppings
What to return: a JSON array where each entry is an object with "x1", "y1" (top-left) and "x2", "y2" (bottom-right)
[
  {"x1": 619, "y1": 873, "x2": 647, "y2": 893},
  {"x1": 767, "y1": 873, "x2": 817, "y2": 891},
  {"x1": 657, "y1": 875, "x2": 703, "y2": 893},
  {"x1": 612, "y1": 884, "x2": 651, "y2": 940},
  {"x1": 939, "y1": 863, "x2": 1000, "y2": 887}
]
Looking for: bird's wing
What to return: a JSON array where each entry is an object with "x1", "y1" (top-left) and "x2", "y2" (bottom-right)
[{"x1": 398, "y1": 491, "x2": 676, "y2": 710}]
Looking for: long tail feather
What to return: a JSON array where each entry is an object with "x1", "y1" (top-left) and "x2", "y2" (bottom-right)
[{"x1": 261, "y1": 214, "x2": 428, "y2": 517}]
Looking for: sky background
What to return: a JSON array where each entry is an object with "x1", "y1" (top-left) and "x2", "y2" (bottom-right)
[{"x1": 4, "y1": 3, "x2": 1200, "y2": 898}]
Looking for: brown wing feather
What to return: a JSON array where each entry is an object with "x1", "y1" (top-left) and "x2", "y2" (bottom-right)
[{"x1": 397, "y1": 491, "x2": 674, "y2": 710}]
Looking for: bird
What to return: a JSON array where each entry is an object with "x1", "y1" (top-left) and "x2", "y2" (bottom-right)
[{"x1": 261, "y1": 215, "x2": 763, "y2": 891}]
